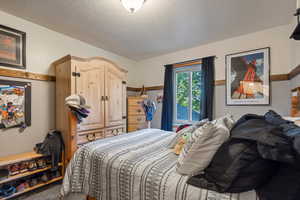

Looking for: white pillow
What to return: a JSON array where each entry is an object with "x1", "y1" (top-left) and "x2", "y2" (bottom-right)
[{"x1": 176, "y1": 115, "x2": 235, "y2": 176}]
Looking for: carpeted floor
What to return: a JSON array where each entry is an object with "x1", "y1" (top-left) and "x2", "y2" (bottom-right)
[{"x1": 15, "y1": 183, "x2": 85, "y2": 200}]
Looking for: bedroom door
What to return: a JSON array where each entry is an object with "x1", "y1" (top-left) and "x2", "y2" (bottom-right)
[
  {"x1": 104, "y1": 64, "x2": 124, "y2": 127},
  {"x1": 75, "y1": 62, "x2": 105, "y2": 131}
]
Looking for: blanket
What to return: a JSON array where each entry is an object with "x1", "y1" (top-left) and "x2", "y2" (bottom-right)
[{"x1": 61, "y1": 129, "x2": 257, "y2": 200}]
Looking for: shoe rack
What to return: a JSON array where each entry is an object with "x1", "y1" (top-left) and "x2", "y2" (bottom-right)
[{"x1": 0, "y1": 151, "x2": 63, "y2": 200}]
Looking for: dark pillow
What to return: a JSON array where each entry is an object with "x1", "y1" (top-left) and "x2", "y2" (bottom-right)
[
  {"x1": 256, "y1": 164, "x2": 300, "y2": 200},
  {"x1": 187, "y1": 138, "x2": 278, "y2": 193}
]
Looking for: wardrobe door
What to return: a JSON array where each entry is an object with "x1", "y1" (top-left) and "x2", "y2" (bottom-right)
[
  {"x1": 105, "y1": 64, "x2": 124, "y2": 127},
  {"x1": 75, "y1": 62, "x2": 105, "y2": 131}
]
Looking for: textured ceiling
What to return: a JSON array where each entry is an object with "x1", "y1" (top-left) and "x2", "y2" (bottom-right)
[{"x1": 0, "y1": 0, "x2": 296, "y2": 60}]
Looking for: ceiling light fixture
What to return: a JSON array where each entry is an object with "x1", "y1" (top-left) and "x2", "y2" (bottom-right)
[{"x1": 120, "y1": 0, "x2": 146, "y2": 13}]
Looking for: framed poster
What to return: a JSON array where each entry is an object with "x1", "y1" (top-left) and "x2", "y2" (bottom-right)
[
  {"x1": 226, "y1": 47, "x2": 270, "y2": 106},
  {"x1": 0, "y1": 80, "x2": 31, "y2": 129},
  {"x1": 0, "y1": 25, "x2": 26, "y2": 69}
]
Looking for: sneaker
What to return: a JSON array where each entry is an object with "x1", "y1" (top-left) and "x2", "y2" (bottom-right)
[
  {"x1": 0, "y1": 169, "x2": 9, "y2": 181},
  {"x1": 29, "y1": 178, "x2": 38, "y2": 187},
  {"x1": 40, "y1": 173, "x2": 49, "y2": 183},
  {"x1": 37, "y1": 159, "x2": 47, "y2": 169},
  {"x1": 19, "y1": 162, "x2": 29, "y2": 173},
  {"x1": 9, "y1": 164, "x2": 20, "y2": 175},
  {"x1": 0, "y1": 185, "x2": 16, "y2": 197},
  {"x1": 28, "y1": 161, "x2": 37, "y2": 171}
]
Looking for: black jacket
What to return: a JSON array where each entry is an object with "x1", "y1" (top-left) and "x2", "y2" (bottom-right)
[
  {"x1": 35, "y1": 130, "x2": 64, "y2": 170},
  {"x1": 187, "y1": 111, "x2": 300, "y2": 199}
]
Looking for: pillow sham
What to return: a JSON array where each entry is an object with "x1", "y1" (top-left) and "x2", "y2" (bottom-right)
[
  {"x1": 176, "y1": 115, "x2": 235, "y2": 176},
  {"x1": 167, "y1": 119, "x2": 208, "y2": 149}
]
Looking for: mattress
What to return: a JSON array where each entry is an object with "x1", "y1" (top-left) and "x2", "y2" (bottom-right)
[{"x1": 61, "y1": 129, "x2": 257, "y2": 200}]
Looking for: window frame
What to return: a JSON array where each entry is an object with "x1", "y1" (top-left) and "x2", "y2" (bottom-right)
[{"x1": 173, "y1": 64, "x2": 202, "y2": 125}]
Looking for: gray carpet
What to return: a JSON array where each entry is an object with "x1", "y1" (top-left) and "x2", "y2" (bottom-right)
[{"x1": 15, "y1": 183, "x2": 85, "y2": 200}]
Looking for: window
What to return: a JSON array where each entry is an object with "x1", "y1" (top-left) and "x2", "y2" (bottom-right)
[{"x1": 174, "y1": 64, "x2": 202, "y2": 124}]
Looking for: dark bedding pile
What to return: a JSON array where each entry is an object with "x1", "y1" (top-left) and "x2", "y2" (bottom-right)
[{"x1": 187, "y1": 110, "x2": 300, "y2": 200}]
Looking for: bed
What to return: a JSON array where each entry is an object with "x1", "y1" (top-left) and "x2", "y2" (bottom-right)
[{"x1": 61, "y1": 129, "x2": 257, "y2": 200}]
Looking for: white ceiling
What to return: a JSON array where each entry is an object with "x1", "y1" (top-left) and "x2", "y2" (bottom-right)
[{"x1": 0, "y1": 0, "x2": 296, "y2": 60}]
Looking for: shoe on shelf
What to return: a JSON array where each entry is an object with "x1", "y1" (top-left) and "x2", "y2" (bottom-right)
[
  {"x1": 40, "y1": 173, "x2": 49, "y2": 183},
  {"x1": 9, "y1": 164, "x2": 20, "y2": 176},
  {"x1": 0, "y1": 168, "x2": 9, "y2": 181},
  {"x1": 28, "y1": 160, "x2": 37, "y2": 171},
  {"x1": 37, "y1": 159, "x2": 47, "y2": 169},
  {"x1": 16, "y1": 182, "x2": 27, "y2": 193},
  {"x1": 29, "y1": 178, "x2": 38, "y2": 187},
  {"x1": 19, "y1": 161, "x2": 29, "y2": 173},
  {"x1": 52, "y1": 170, "x2": 61, "y2": 178},
  {"x1": 0, "y1": 185, "x2": 16, "y2": 197}
]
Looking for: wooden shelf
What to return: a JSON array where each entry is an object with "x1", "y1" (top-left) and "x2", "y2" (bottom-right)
[
  {"x1": 0, "y1": 163, "x2": 62, "y2": 185},
  {"x1": 0, "y1": 176, "x2": 63, "y2": 200},
  {"x1": 0, "y1": 151, "x2": 64, "y2": 199},
  {"x1": 0, "y1": 152, "x2": 44, "y2": 167}
]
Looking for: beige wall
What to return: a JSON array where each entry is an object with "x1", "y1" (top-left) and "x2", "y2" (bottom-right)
[
  {"x1": 135, "y1": 24, "x2": 292, "y2": 86},
  {"x1": 0, "y1": 11, "x2": 138, "y2": 84},
  {"x1": 134, "y1": 24, "x2": 294, "y2": 126},
  {"x1": 0, "y1": 11, "x2": 137, "y2": 157}
]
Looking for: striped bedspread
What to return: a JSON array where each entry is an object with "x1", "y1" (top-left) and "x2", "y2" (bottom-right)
[{"x1": 61, "y1": 129, "x2": 257, "y2": 200}]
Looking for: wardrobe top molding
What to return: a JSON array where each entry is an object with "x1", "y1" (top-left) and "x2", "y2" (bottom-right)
[{"x1": 52, "y1": 55, "x2": 128, "y2": 73}]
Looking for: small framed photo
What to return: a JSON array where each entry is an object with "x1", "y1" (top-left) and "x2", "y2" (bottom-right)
[
  {"x1": 226, "y1": 47, "x2": 270, "y2": 106},
  {"x1": 0, "y1": 25, "x2": 26, "y2": 69}
]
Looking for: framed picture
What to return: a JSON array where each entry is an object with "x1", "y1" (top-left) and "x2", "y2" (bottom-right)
[
  {"x1": 226, "y1": 47, "x2": 270, "y2": 106},
  {"x1": 0, "y1": 80, "x2": 31, "y2": 129},
  {"x1": 0, "y1": 25, "x2": 26, "y2": 69}
]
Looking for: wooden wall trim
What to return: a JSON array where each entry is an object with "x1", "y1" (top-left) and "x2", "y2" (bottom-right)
[
  {"x1": 215, "y1": 80, "x2": 226, "y2": 86},
  {"x1": 0, "y1": 68, "x2": 55, "y2": 81},
  {"x1": 270, "y1": 74, "x2": 290, "y2": 81},
  {"x1": 0, "y1": 63, "x2": 297, "y2": 84},
  {"x1": 128, "y1": 73, "x2": 290, "y2": 92},
  {"x1": 289, "y1": 64, "x2": 300, "y2": 80},
  {"x1": 127, "y1": 87, "x2": 141, "y2": 92}
]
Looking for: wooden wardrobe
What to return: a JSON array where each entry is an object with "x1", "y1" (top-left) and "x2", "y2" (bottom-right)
[{"x1": 54, "y1": 55, "x2": 127, "y2": 164}]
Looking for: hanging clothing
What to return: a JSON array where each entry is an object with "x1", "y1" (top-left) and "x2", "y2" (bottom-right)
[
  {"x1": 34, "y1": 130, "x2": 64, "y2": 171},
  {"x1": 143, "y1": 100, "x2": 156, "y2": 121}
]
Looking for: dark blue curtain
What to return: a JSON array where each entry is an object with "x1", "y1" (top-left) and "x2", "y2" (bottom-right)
[
  {"x1": 200, "y1": 56, "x2": 215, "y2": 121},
  {"x1": 161, "y1": 65, "x2": 174, "y2": 131}
]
